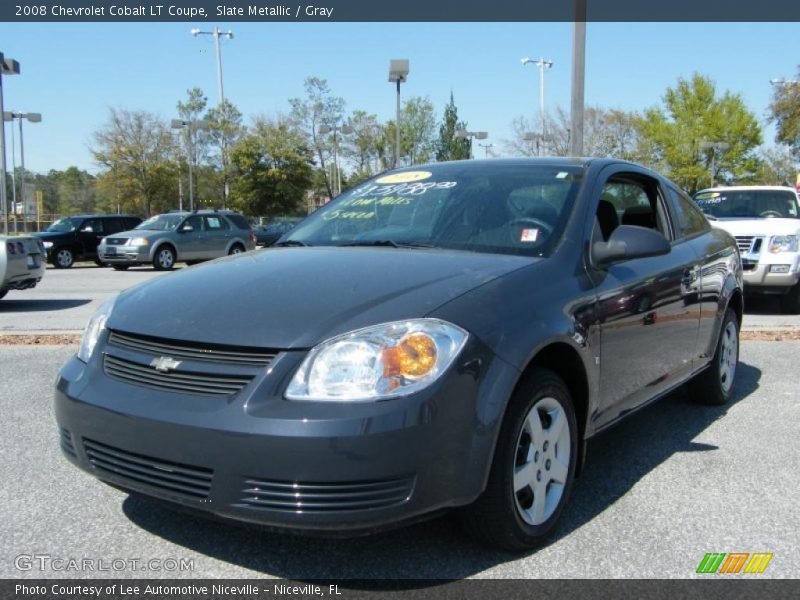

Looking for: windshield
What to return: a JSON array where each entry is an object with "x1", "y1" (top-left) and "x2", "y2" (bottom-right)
[
  {"x1": 694, "y1": 190, "x2": 800, "y2": 219},
  {"x1": 284, "y1": 163, "x2": 583, "y2": 257},
  {"x1": 135, "y1": 214, "x2": 184, "y2": 231},
  {"x1": 46, "y1": 218, "x2": 78, "y2": 233}
]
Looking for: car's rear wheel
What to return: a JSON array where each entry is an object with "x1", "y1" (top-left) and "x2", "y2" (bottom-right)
[
  {"x1": 779, "y1": 282, "x2": 800, "y2": 314},
  {"x1": 459, "y1": 367, "x2": 577, "y2": 550},
  {"x1": 53, "y1": 248, "x2": 74, "y2": 269},
  {"x1": 153, "y1": 246, "x2": 175, "y2": 271},
  {"x1": 228, "y1": 243, "x2": 245, "y2": 255},
  {"x1": 690, "y1": 308, "x2": 739, "y2": 405}
]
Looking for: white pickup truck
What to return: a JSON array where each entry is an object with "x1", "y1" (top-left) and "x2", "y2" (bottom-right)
[
  {"x1": 0, "y1": 235, "x2": 46, "y2": 300},
  {"x1": 694, "y1": 185, "x2": 800, "y2": 313}
]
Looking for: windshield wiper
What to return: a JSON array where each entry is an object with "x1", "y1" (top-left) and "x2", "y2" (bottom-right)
[
  {"x1": 273, "y1": 239, "x2": 310, "y2": 247},
  {"x1": 339, "y1": 240, "x2": 435, "y2": 249}
]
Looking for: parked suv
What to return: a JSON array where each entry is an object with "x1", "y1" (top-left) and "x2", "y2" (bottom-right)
[
  {"x1": 97, "y1": 210, "x2": 257, "y2": 271},
  {"x1": 694, "y1": 186, "x2": 800, "y2": 313},
  {"x1": 33, "y1": 214, "x2": 142, "y2": 268}
]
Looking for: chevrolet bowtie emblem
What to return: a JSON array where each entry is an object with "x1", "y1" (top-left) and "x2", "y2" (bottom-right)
[{"x1": 150, "y1": 357, "x2": 182, "y2": 372}]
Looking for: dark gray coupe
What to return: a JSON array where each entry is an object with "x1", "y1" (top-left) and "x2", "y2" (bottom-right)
[{"x1": 55, "y1": 159, "x2": 742, "y2": 549}]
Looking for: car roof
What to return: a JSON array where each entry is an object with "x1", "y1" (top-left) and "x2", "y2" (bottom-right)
[
  {"x1": 404, "y1": 157, "x2": 615, "y2": 170},
  {"x1": 66, "y1": 214, "x2": 140, "y2": 219}
]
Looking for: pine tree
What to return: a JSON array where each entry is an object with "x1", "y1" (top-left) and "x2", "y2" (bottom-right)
[{"x1": 435, "y1": 92, "x2": 472, "y2": 161}]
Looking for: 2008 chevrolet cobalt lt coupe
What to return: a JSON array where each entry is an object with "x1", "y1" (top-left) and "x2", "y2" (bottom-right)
[{"x1": 56, "y1": 159, "x2": 742, "y2": 550}]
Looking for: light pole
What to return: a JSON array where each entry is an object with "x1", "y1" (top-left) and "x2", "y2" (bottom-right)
[
  {"x1": 171, "y1": 118, "x2": 210, "y2": 212},
  {"x1": 478, "y1": 143, "x2": 494, "y2": 158},
  {"x1": 318, "y1": 123, "x2": 353, "y2": 196},
  {"x1": 0, "y1": 53, "x2": 21, "y2": 235},
  {"x1": 770, "y1": 78, "x2": 800, "y2": 86},
  {"x1": 4, "y1": 111, "x2": 41, "y2": 233},
  {"x1": 455, "y1": 130, "x2": 488, "y2": 159},
  {"x1": 700, "y1": 141, "x2": 730, "y2": 187},
  {"x1": 570, "y1": 0, "x2": 587, "y2": 157},
  {"x1": 522, "y1": 56, "x2": 554, "y2": 155},
  {"x1": 191, "y1": 27, "x2": 234, "y2": 205},
  {"x1": 388, "y1": 59, "x2": 409, "y2": 168}
]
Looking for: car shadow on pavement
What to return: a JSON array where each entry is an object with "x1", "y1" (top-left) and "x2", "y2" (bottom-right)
[
  {"x1": 121, "y1": 362, "x2": 761, "y2": 582},
  {"x1": 0, "y1": 299, "x2": 91, "y2": 312},
  {"x1": 743, "y1": 295, "x2": 783, "y2": 315}
]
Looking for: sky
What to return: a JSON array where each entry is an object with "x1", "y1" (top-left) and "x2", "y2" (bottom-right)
[{"x1": 0, "y1": 21, "x2": 798, "y2": 173}]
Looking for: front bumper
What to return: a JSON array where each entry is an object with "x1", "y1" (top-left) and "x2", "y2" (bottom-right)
[
  {"x1": 54, "y1": 334, "x2": 512, "y2": 534},
  {"x1": 97, "y1": 244, "x2": 149, "y2": 265},
  {"x1": 741, "y1": 256, "x2": 800, "y2": 292}
]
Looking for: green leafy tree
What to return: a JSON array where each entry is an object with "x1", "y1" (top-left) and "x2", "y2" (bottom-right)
[
  {"x1": 91, "y1": 108, "x2": 176, "y2": 216},
  {"x1": 204, "y1": 99, "x2": 244, "y2": 206},
  {"x1": 637, "y1": 73, "x2": 762, "y2": 193},
  {"x1": 435, "y1": 92, "x2": 471, "y2": 162},
  {"x1": 768, "y1": 68, "x2": 800, "y2": 158},
  {"x1": 755, "y1": 146, "x2": 798, "y2": 186},
  {"x1": 228, "y1": 116, "x2": 313, "y2": 218},
  {"x1": 401, "y1": 96, "x2": 437, "y2": 165},
  {"x1": 289, "y1": 76, "x2": 346, "y2": 199}
]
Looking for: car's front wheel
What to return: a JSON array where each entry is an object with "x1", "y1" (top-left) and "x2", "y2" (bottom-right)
[
  {"x1": 152, "y1": 246, "x2": 176, "y2": 271},
  {"x1": 460, "y1": 367, "x2": 578, "y2": 550},
  {"x1": 690, "y1": 307, "x2": 739, "y2": 405},
  {"x1": 53, "y1": 248, "x2": 74, "y2": 269},
  {"x1": 228, "y1": 243, "x2": 245, "y2": 255}
]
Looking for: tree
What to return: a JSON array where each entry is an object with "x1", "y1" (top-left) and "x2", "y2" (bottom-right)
[
  {"x1": 435, "y1": 92, "x2": 471, "y2": 161},
  {"x1": 768, "y1": 68, "x2": 800, "y2": 158},
  {"x1": 205, "y1": 99, "x2": 244, "y2": 205},
  {"x1": 637, "y1": 73, "x2": 762, "y2": 193},
  {"x1": 289, "y1": 76, "x2": 346, "y2": 199},
  {"x1": 401, "y1": 96, "x2": 437, "y2": 165},
  {"x1": 755, "y1": 146, "x2": 798, "y2": 186},
  {"x1": 228, "y1": 116, "x2": 313, "y2": 218},
  {"x1": 343, "y1": 110, "x2": 382, "y2": 177},
  {"x1": 91, "y1": 108, "x2": 176, "y2": 216}
]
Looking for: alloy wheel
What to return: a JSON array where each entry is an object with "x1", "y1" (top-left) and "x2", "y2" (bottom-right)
[
  {"x1": 56, "y1": 249, "x2": 73, "y2": 268},
  {"x1": 157, "y1": 248, "x2": 174, "y2": 269},
  {"x1": 719, "y1": 321, "x2": 738, "y2": 393}
]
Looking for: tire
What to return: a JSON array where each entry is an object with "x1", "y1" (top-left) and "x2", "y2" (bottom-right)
[
  {"x1": 152, "y1": 246, "x2": 176, "y2": 271},
  {"x1": 112, "y1": 265, "x2": 130, "y2": 271},
  {"x1": 228, "y1": 243, "x2": 245, "y2": 256},
  {"x1": 53, "y1": 248, "x2": 74, "y2": 269},
  {"x1": 94, "y1": 259, "x2": 105, "y2": 267},
  {"x1": 689, "y1": 308, "x2": 739, "y2": 405},
  {"x1": 459, "y1": 367, "x2": 578, "y2": 550},
  {"x1": 0, "y1": 290, "x2": 7, "y2": 300},
  {"x1": 779, "y1": 282, "x2": 800, "y2": 314}
]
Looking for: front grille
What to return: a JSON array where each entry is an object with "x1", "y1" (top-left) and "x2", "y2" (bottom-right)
[
  {"x1": 103, "y1": 354, "x2": 252, "y2": 396},
  {"x1": 106, "y1": 237, "x2": 129, "y2": 245},
  {"x1": 84, "y1": 439, "x2": 213, "y2": 499},
  {"x1": 59, "y1": 427, "x2": 76, "y2": 458},
  {"x1": 108, "y1": 330, "x2": 276, "y2": 367},
  {"x1": 237, "y1": 477, "x2": 415, "y2": 513},
  {"x1": 735, "y1": 235, "x2": 763, "y2": 254}
]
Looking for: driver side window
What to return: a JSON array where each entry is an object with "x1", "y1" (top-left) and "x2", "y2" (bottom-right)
[{"x1": 594, "y1": 175, "x2": 670, "y2": 243}]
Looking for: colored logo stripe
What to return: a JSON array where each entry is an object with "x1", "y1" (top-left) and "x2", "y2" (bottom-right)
[
  {"x1": 744, "y1": 553, "x2": 773, "y2": 574},
  {"x1": 697, "y1": 552, "x2": 773, "y2": 574},
  {"x1": 697, "y1": 553, "x2": 726, "y2": 574},
  {"x1": 719, "y1": 553, "x2": 749, "y2": 574}
]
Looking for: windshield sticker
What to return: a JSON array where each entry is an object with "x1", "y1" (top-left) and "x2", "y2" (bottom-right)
[
  {"x1": 696, "y1": 196, "x2": 725, "y2": 205},
  {"x1": 375, "y1": 171, "x2": 432, "y2": 184},
  {"x1": 695, "y1": 192, "x2": 722, "y2": 201},
  {"x1": 520, "y1": 228, "x2": 539, "y2": 242},
  {"x1": 322, "y1": 210, "x2": 375, "y2": 221},
  {"x1": 556, "y1": 172, "x2": 569, "y2": 179},
  {"x1": 352, "y1": 181, "x2": 457, "y2": 198},
  {"x1": 339, "y1": 195, "x2": 412, "y2": 208}
]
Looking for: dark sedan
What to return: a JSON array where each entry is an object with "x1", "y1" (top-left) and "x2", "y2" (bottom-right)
[
  {"x1": 55, "y1": 159, "x2": 742, "y2": 550},
  {"x1": 254, "y1": 218, "x2": 302, "y2": 246}
]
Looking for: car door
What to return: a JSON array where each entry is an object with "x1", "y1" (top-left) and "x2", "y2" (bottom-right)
[
  {"x1": 202, "y1": 215, "x2": 230, "y2": 257},
  {"x1": 587, "y1": 167, "x2": 701, "y2": 429},
  {"x1": 77, "y1": 218, "x2": 105, "y2": 258},
  {"x1": 175, "y1": 215, "x2": 205, "y2": 260}
]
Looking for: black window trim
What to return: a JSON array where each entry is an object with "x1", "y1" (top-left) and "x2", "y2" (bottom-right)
[{"x1": 665, "y1": 182, "x2": 711, "y2": 243}]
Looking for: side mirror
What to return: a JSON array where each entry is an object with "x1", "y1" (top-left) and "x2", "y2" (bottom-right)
[{"x1": 592, "y1": 225, "x2": 670, "y2": 267}]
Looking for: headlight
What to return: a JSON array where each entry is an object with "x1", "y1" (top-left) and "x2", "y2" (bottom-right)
[
  {"x1": 77, "y1": 296, "x2": 115, "y2": 363},
  {"x1": 769, "y1": 235, "x2": 799, "y2": 253},
  {"x1": 127, "y1": 238, "x2": 149, "y2": 247},
  {"x1": 286, "y1": 319, "x2": 468, "y2": 402},
  {"x1": 43, "y1": 241, "x2": 53, "y2": 249}
]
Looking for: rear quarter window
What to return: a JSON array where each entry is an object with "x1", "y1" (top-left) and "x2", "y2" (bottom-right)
[
  {"x1": 668, "y1": 186, "x2": 711, "y2": 238},
  {"x1": 225, "y1": 214, "x2": 251, "y2": 230}
]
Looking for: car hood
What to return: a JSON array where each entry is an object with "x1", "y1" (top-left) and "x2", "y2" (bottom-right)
[
  {"x1": 711, "y1": 218, "x2": 800, "y2": 237},
  {"x1": 109, "y1": 247, "x2": 534, "y2": 349}
]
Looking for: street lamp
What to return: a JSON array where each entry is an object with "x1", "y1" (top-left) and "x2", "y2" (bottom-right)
[
  {"x1": 478, "y1": 143, "x2": 494, "y2": 158},
  {"x1": 0, "y1": 53, "x2": 21, "y2": 235},
  {"x1": 3, "y1": 111, "x2": 41, "y2": 233},
  {"x1": 522, "y1": 56, "x2": 554, "y2": 156},
  {"x1": 770, "y1": 78, "x2": 800, "y2": 86},
  {"x1": 388, "y1": 59, "x2": 409, "y2": 168},
  {"x1": 700, "y1": 141, "x2": 730, "y2": 187},
  {"x1": 171, "y1": 118, "x2": 210, "y2": 212},
  {"x1": 191, "y1": 27, "x2": 234, "y2": 204},
  {"x1": 455, "y1": 130, "x2": 488, "y2": 159},
  {"x1": 318, "y1": 123, "x2": 353, "y2": 197}
]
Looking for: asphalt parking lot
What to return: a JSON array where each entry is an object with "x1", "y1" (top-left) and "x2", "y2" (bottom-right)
[
  {"x1": 1, "y1": 341, "x2": 798, "y2": 579},
  {"x1": 1, "y1": 261, "x2": 799, "y2": 334}
]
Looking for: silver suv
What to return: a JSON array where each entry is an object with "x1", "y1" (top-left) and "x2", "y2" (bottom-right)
[{"x1": 97, "y1": 210, "x2": 256, "y2": 271}]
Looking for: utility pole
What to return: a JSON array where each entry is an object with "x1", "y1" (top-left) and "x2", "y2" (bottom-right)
[
  {"x1": 522, "y1": 57, "x2": 554, "y2": 155},
  {"x1": 0, "y1": 53, "x2": 22, "y2": 235},
  {"x1": 569, "y1": 0, "x2": 586, "y2": 157}
]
